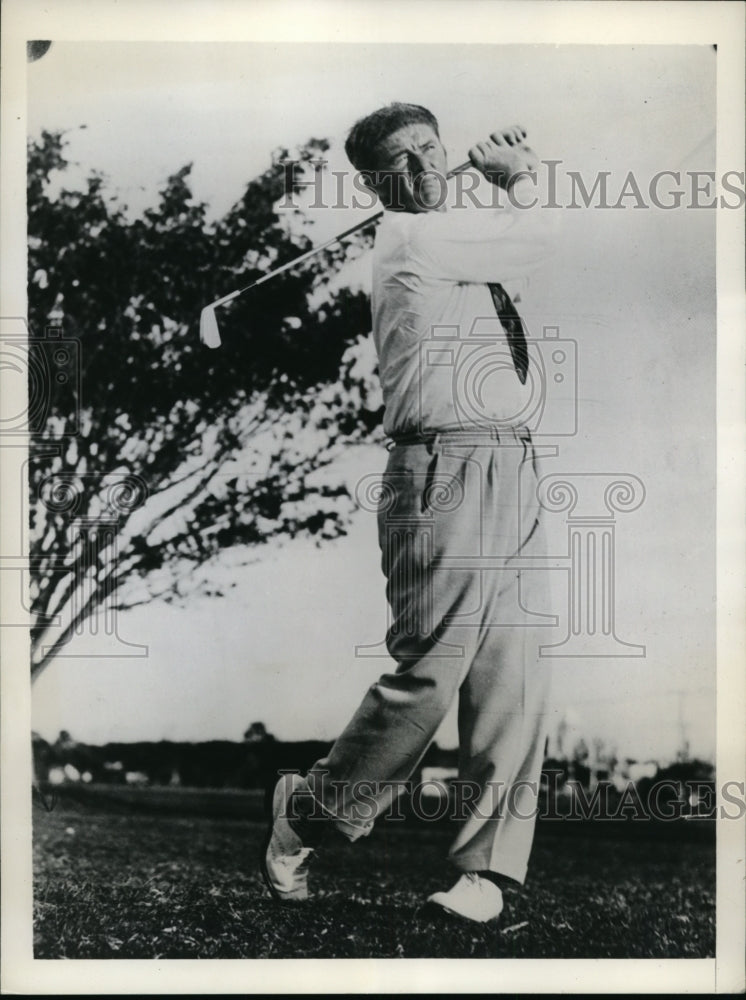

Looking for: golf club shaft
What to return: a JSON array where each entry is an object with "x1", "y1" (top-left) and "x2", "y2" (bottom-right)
[{"x1": 211, "y1": 160, "x2": 473, "y2": 308}]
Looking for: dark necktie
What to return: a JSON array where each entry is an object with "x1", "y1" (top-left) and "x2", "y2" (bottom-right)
[{"x1": 488, "y1": 283, "x2": 529, "y2": 385}]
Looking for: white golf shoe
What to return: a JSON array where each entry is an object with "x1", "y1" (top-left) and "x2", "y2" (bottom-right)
[
  {"x1": 261, "y1": 772, "x2": 319, "y2": 902},
  {"x1": 426, "y1": 872, "x2": 505, "y2": 923}
]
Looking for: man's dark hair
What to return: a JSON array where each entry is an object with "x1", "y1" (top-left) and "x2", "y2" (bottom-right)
[{"x1": 345, "y1": 103, "x2": 440, "y2": 172}]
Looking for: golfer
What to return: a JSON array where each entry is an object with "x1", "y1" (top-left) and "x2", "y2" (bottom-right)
[{"x1": 263, "y1": 103, "x2": 556, "y2": 923}]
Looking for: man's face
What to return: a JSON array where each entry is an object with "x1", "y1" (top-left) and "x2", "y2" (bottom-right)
[{"x1": 370, "y1": 123, "x2": 448, "y2": 213}]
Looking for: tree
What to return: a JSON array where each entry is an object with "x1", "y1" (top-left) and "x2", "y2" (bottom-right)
[{"x1": 27, "y1": 130, "x2": 382, "y2": 680}]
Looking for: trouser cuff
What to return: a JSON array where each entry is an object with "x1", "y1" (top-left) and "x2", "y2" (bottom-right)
[
  {"x1": 450, "y1": 853, "x2": 528, "y2": 886},
  {"x1": 330, "y1": 815, "x2": 375, "y2": 842},
  {"x1": 305, "y1": 779, "x2": 375, "y2": 842}
]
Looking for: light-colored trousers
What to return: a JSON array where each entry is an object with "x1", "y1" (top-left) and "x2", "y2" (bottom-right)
[{"x1": 308, "y1": 427, "x2": 552, "y2": 884}]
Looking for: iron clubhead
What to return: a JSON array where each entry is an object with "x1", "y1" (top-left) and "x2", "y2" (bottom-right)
[{"x1": 200, "y1": 305, "x2": 222, "y2": 348}]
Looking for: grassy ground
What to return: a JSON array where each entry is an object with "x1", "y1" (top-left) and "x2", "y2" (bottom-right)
[{"x1": 33, "y1": 794, "x2": 715, "y2": 959}]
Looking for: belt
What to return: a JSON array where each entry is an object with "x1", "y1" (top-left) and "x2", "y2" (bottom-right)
[{"x1": 387, "y1": 425, "x2": 532, "y2": 451}]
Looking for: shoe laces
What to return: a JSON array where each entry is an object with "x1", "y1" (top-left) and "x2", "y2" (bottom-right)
[
  {"x1": 463, "y1": 871, "x2": 497, "y2": 896},
  {"x1": 276, "y1": 844, "x2": 314, "y2": 878},
  {"x1": 296, "y1": 846, "x2": 314, "y2": 868}
]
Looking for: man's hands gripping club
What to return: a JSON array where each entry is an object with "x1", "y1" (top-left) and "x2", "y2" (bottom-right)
[{"x1": 469, "y1": 125, "x2": 538, "y2": 190}]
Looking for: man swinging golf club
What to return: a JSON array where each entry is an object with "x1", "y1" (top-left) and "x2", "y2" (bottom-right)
[{"x1": 263, "y1": 102, "x2": 557, "y2": 923}]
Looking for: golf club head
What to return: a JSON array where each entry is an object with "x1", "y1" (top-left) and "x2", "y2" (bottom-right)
[{"x1": 200, "y1": 305, "x2": 222, "y2": 348}]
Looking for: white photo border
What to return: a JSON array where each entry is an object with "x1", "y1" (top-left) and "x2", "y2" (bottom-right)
[{"x1": 1, "y1": 0, "x2": 744, "y2": 994}]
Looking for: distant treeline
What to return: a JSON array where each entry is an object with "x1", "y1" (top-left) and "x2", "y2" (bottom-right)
[
  {"x1": 33, "y1": 733, "x2": 323, "y2": 791},
  {"x1": 32, "y1": 731, "x2": 464, "y2": 793},
  {"x1": 32, "y1": 731, "x2": 715, "y2": 813}
]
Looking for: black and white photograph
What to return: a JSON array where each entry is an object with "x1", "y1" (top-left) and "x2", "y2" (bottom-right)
[{"x1": 1, "y1": 1, "x2": 744, "y2": 994}]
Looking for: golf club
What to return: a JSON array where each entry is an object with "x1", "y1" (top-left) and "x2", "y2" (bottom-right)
[{"x1": 199, "y1": 160, "x2": 473, "y2": 348}]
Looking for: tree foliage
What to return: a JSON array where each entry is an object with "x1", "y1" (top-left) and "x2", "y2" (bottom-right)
[{"x1": 27, "y1": 130, "x2": 381, "y2": 680}]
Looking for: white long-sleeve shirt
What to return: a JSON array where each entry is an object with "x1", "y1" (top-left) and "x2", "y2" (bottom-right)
[{"x1": 371, "y1": 177, "x2": 557, "y2": 437}]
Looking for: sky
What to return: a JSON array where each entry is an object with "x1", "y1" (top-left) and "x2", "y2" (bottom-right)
[{"x1": 26, "y1": 41, "x2": 720, "y2": 761}]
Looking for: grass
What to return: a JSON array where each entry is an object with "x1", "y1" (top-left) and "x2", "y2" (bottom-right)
[{"x1": 33, "y1": 793, "x2": 715, "y2": 959}]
